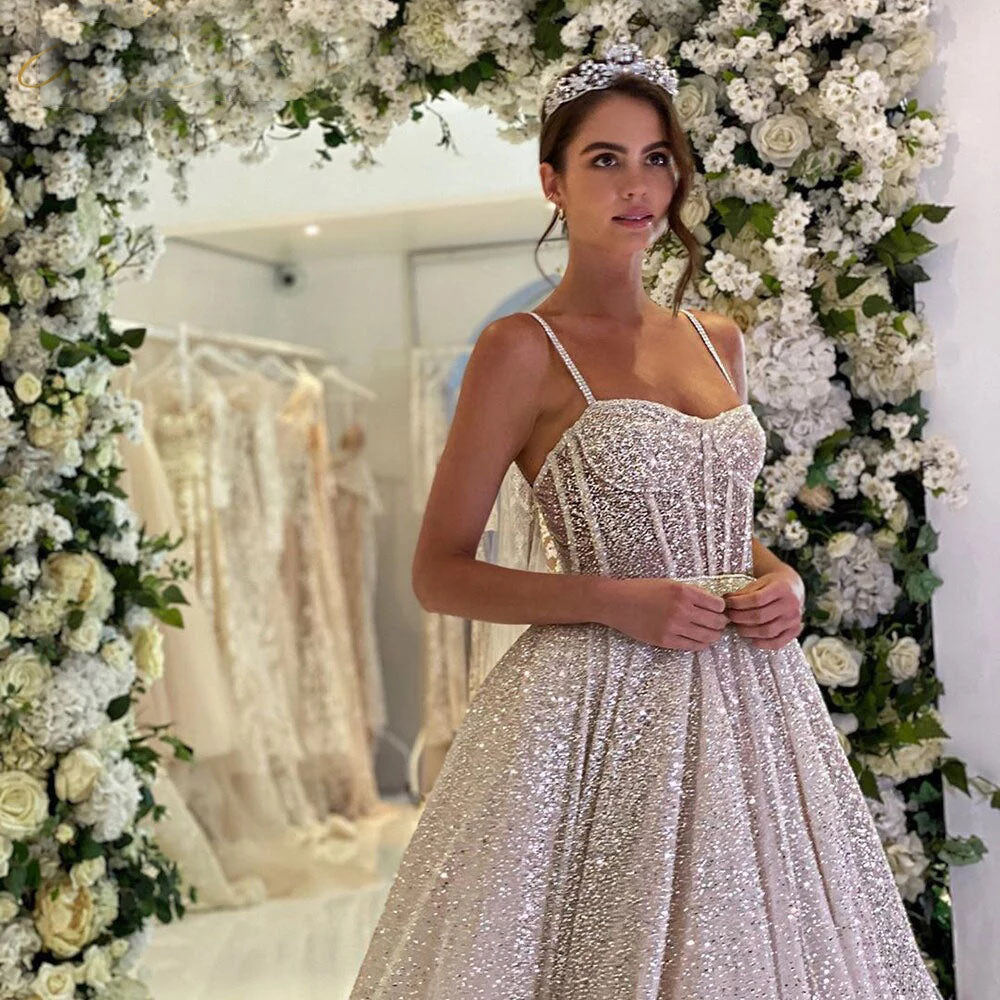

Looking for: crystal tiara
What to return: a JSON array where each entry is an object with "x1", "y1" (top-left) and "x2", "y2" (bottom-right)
[{"x1": 541, "y1": 35, "x2": 680, "y2": 120}]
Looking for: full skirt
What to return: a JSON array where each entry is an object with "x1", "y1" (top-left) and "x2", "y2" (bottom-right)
[{"x1": 349, "y1": 621, "x2": 943, "y2": 999}]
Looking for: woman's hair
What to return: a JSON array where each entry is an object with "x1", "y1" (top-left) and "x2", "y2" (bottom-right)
[{"x1": 534, "y1": 69, "x2": 703, "y2": 316}]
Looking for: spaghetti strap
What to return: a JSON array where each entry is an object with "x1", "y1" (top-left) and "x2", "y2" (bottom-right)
[
  {"x1": 678, "y1": 308, "x2": 736, "y2": 391},
  {"x1": 525, "y1": 311, "x2": 596, "y2": 405}
]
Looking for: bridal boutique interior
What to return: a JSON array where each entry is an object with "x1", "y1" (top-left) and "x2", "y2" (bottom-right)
[
  {"x1": 108, "y1": 70, "x2": 998, "y2": 1000},
  {"x1": 110, "y1": 95, "x2": 573, "y2": 998}
]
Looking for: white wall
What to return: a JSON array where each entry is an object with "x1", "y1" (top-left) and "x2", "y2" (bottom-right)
[{"x1": 919, "y1": 4, "x2": 1000, "y2": 996}]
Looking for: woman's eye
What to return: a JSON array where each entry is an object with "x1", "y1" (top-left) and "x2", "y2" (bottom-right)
[{"x1": 592, "y1": 152, "x2": 672, "y2": 167}]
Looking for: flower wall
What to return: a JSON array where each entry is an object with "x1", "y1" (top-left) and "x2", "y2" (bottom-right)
[{"x1": 0, "y1": 1, "x2": 987, "y2": 997}]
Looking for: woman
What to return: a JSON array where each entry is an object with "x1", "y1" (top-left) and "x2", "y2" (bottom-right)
[{"x1": 350, "y1": 39, "x2": 944, "y2": 1000}]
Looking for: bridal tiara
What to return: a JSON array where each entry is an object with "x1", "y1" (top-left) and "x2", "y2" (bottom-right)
[{"x1": 541, "y1": 35, "x2": 680, "y2": 120}]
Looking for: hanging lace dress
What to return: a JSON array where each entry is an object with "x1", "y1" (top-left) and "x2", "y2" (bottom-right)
[
  {"x1": 329, "y1": 425, "x2": 388, "y2": 746},
  {"x1": 276, "y1": 369, "x2": 380, "y2": 820}
]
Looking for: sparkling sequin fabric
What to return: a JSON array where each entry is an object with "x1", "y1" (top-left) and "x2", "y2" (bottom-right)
[{"x1": 350, "y1": 311, "x2": 944, "y2": 999}]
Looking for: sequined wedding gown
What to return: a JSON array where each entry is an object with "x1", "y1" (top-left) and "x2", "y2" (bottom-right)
[{"x1": 350, "y1": 310, "x2": 943, "y2": 1000}]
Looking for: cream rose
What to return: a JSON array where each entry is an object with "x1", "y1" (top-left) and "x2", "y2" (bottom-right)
[
  {"x1": 885, "y1": 831, "x2": 930, "y2": 902},
  {"x1": 0, "y1": 770, "x2": 48, "y2": 838},
  {"x1": 750, "y1": 112, "x2": 811, "y2": 169},
  {"x1": 801, "y1": 634, "x2": 862, "y2": 688},
  {"x1": 15, "y1": 270, "x2": 46, "y2": 306},
  {"x1": 43, "y1": 551, "x2": 113, "y2": 616},
  {"x1": 131, "y1": 624, "x2": 164, "y2": 683},
  {"x1": 888, "y1": 498, "x2": 909, "y2": 533},
  {"x1": 33, "y1": 876, "x2": 97, "y2": 958},
  {"x1": 53, "y1": 823, "x2": 75, "y2": 845},
  {"x1": 70, "y1": 856, "x2": 106, "y2": 889},
  {"x1": 886, "y1": 634, "x2": 921, "y2": 683},
  {"x1": 3, "y1": 728, "x2": 55, "y2": 777},
  {"x1": 0, "y1": 648, "x2": 52, "y2": 704},
  {"x1": 0, "y1": 178, "x2": 12, "y2": 224},
  {"x1": 55, "y1": 748, "x2": 103, "y2": 804},
  {"x1": 78, "y1": 943, "x2": 113, "y2": 989},
  {"x1": 65, "y1": 614, "x2": 102, "y2": 654},
  {"x1": 0, "y1": 890, "x2": 18, "y2": 922},
  {"x1": 0, "y1": 311, "x2": 10, "y2": 359},
  {"x1": 678, "y1": 177, "x2": 711, "y2": 232},
  {"x1": 0, "y1": 835, "x2": 12, "y2": 878},
  {"x1": 14, "y1": 372, "x2": 43, "y2": 404},
  {"x1": 671, "y1": 75, "x2": 718, "y2": 130},
  {"x1": 31, "y1": 961, "x2": 76, "y2": 1000}
]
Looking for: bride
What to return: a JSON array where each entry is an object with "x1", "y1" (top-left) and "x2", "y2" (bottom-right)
[{"x1": 350, "y1": 38, "x2": 944, "y2": 1000}]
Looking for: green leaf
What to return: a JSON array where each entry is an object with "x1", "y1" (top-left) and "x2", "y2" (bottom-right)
[
  {"x1": 152, "y1": 605, "x2": 184, "y2": 628},
  {"x1": 940, "y1": 756, "x2": 969, "y2": 794},
  {"x1": 121, "y1": 327, "x2": 146, "y2": 348},
  {"x1": 39, "y1": 329, "x2": 63, "y2": 350},
  {"x1": 862, "y1": 294, "x2": 892, "y2": 317},
  {"x1": 107, "y1": 694, "x2": 132, "y2": 721},
  {"x1": 714, "y1": 196, "x2": 751, "y2": 237},
  {"x1": 938, "y1": 834, "x2": 987, "y2": 866},
  {"x1": 161, "y1": 584, "x2": 189, "y2": 606},
  {"x1": 67, "y1": 608, "x2": 85, "y2": 630},
  {"x1": 905, "y1": 567, "x2": 943, "y2": 603},
  {"x1": 858, "y1": 766, "x2": 881, "y2": 800}
]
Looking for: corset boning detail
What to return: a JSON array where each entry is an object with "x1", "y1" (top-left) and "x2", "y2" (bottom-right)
[{"x1": 530, "y1": 399, "x2": 767, "y2": 579}]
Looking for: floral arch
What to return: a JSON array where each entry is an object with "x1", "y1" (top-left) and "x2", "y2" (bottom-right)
[{"x1": 0, "y1": 3, "x2": 988, "y2": 998}]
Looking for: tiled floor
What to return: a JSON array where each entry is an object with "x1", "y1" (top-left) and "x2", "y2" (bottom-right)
[{"x1": 138, "y1": 798, "x2": 422, "y2": 999}]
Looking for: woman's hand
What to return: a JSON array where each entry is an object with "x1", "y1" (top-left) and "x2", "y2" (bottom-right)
[
  {"x1": 600, "y1": 577, "x2": 729, "y2": 651},
  {"x1": 723, "y1": 570, "x2": 804, "y2": 650}
]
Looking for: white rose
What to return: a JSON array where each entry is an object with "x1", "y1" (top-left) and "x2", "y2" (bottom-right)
[
  {"x1": 826, "y1": 531, "x2": 858, "y2": 558},
  {"x1": 0, "y1": 890, "x2": 18, "y2": 923},
  {"x1": 43, "y1": 552, "x2": 113, "y2": 616},
  {"x1": 0, "y1": 611, "x2": 9, "y2": 643},
  {"x1": 131, "y1": 624, "x2": 164, "y2": 684},
  {"x1": 0, "y1": 648, "x2": 52, "y2": 705},
  {"x1": 53, "y1": 823, "x2": 75, "y2": 844},
  {"x1": 65, "y1": 615, "x2": 102, "y2": 654},
  {"x1": 0, "y1": 311, "x2": 10, "y2": 359},
  {"x1": 0, "y1": 834, "x2": 12, "y2": 878},
  {"x1": 885, "y1": 831, "x2": 930, "y2": 902},
  {"x1": 671, "y1": 75, "x2": 718, "y2": 130},
  {"x1": 750, "y1": 113, "x2": 811, "y2": 169},
  {"x1": 55, "y1": 748, "x2": 103, "y2": 803},
  {"x1": 0, "y1": 178, "x2": 12, "y2": 224},
  {"x1": 801, "y1": 634, "x2": 862, "y2": 688},
  {"x1": 0, "y1": 770, "x2": 48, "y2": 838},
  {"x1": 13, "y1": 372, "x2": 43, "y2": 404},
  {"x1": 77, "y1": 942, "x2": 113, "y2": 989},
  {"x1": 15, "y1": 270, "x2": 46, "y2": 306},
  {"x1": 886, "y1": 635, "x2": 921, "y2": 683},
  {"x1": 100, "y1": 636, "x2": 133, "y2": 673},
  {"x1": 32, "y1": 960, "x2": 77, "y2": 1000},
  {"x1": 887, "y1": 498, "x2": 909, "y2": 533},
  {"x1": 70, "y1": 856, "x2": 106, "y2": 889},
  {"x1": 678, "y1": 177, "x2": 711, "y2": 232}
]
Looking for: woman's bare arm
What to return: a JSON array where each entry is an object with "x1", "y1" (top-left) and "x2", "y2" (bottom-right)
[{"x1": 411, "y1": 314, "x2": 619, "y2": 627}]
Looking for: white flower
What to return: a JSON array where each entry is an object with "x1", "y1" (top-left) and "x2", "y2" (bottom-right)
[
  {"x1": 33, "y1": 876, "x2": 96, "y2": 958},
  {"x1": 131, "y1": 624, "x2": 163, "y2": 683},
  {"x1": 750, "y1": 112, "x2": 811, "y2": 168},
  {"x1": 826, "y1": 531, "x2": 858, "y2": 558},
  {"x1": 76, "y1": 942, "x2": 113, "y2": 988},
  {"x1": 53, "y1": 823, "x2": 75, "y2": 845},
  {"x1": 886, "y1": 634, "x2": 921, "y2": 683},
  {"x1": 0, "y1": 891, "x2": 18, "y2": 923},
  {"x1": 55, "y1": 747, "x2": 103, "y2": 803},
  {"x1": 13, "y1": 372, "x2": 42, "y2": 404},
  {"x1": 0, "y1": 770, "x2": 48, "y2": 838},
  {"x1": 32, "y1": 960, "x2": 77, "y2": 1000},
  {"x1": 64, "y1": 614, "x2": 103, "y2": 654},
  {"x1": 801, "y1": 634, "x2": 862, "y2": 688},
  {"x1": 74, "y1": 757, "x2": 140, "y2": 842},
  {"x1": 885, "y1": 831, "x2": 930, "y2": 902},
  {"x1": 70, "y1": 855, "x2": 106, "y2": 889},
  {"x1": 0, "y1": 648, "x2": 52, "y2": 706}
]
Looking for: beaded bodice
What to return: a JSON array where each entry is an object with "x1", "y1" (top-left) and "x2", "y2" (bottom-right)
[{"x1": 525, "y1": 310, "x2": 767, "y2": 581}]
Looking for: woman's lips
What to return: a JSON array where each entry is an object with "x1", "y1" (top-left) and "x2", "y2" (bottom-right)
[{"x1": 612, "y1": 214, "x2": 653, "y2": 228}]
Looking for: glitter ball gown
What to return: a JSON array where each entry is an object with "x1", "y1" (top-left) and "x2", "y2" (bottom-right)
[{"x1": 349, "y1": 310, "x2": 944, "y2": 1000}]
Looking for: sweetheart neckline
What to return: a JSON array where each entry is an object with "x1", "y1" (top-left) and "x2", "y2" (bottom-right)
[{"x1": 525, "y1": 398, "x2": 755, "y2": 492}]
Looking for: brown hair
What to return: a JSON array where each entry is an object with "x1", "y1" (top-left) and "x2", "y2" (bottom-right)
[{"x1": 534, "y1": 69, "x2": 703, "y2": 317}]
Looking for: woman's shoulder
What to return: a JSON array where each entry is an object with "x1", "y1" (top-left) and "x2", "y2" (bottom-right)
[{"x1": 463, "y1": 311, "x2": 552, "y2": 397}]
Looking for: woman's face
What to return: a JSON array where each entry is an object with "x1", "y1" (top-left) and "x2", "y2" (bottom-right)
[{"x1": 542, "y1": 92, "x2": 676, "y2": 250}]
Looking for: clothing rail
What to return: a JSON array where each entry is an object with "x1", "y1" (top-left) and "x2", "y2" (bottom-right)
[{"x1": 111, "y1": 315, "x2": 330, "y2": 364}]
